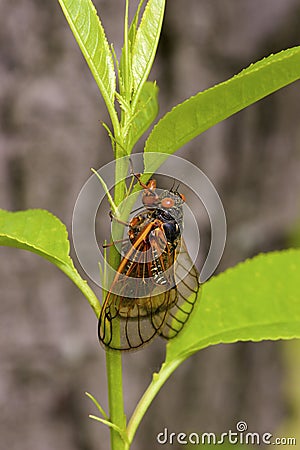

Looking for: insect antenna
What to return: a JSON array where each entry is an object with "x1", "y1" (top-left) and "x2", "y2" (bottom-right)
[
  {"x1": 174, "y1": 182, "x2": 181, "y2": 194},
  {"x1": 169, "y1": 178, "x2": 177, "y2": 192}
]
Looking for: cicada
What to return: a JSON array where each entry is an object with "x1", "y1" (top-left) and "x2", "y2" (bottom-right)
[{"x1": 98, "y1": 177, "x2": 201, "y2": 351}]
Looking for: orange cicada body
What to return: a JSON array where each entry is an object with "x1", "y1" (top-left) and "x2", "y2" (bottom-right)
[{"x1": 98, "y1": 178, "x2": 200, "y2": 351}]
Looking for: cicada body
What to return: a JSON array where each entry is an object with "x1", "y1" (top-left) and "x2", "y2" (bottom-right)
[{"x1": 98, "y1": 179, "x2": 200, "y2": 351}]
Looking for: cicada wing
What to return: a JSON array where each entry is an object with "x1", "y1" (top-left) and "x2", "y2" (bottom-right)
[
  {"x1": 158, "y1": 239, "x2": 201, "y2": 339},
  {"x1": 98, "y1": 279, "x2": 174, "y2": 350},
  {"x1": 99, "y1": 216, "x2": 200, "y2": 350},
  {"x1": 99, "y1": 220, "x2": 179, "y2": 350}
]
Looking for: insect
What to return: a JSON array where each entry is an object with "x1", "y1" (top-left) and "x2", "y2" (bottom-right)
[{"x1": 98, "y1": 176, "x2": 201, "y2": 351}]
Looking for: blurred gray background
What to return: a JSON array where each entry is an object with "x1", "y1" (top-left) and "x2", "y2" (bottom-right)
[{"x1": 1, "y1": 0, "x2": 300, "y2": 449}]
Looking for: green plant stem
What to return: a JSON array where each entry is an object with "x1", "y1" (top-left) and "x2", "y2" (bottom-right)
[
  {"x1": 105, "y1": 238, "x2": 126, "y2": 450},
  {"x1": 126, "y1": 359, "x2": 182, "y2": 447},
  {"x1": 106, "y1": 349, "x2": 127, "y2": 450},
  {"x1": 104, "y1": 0, "x2": 141, "y2": 434},
  {"x1": 105, "y1": 155, "x2": 129, "y2": 450}
]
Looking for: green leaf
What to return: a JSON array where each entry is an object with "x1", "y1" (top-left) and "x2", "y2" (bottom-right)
[
  {"x1": 127, "y1": 249, "x2": 300, "y2": 442},
  {"x1": 0, "y1": 209, "x2": 100, "y2": 316},
  {"x1": 131, "y1": 0, "x2": 165, "y2": 103},
  {"x1": 0, "y1": 209, "x2": 71, "y2": 265},
  {"x1": 144, "y1": 46, "x2": 300, "y2": 173},
  {"x1": 128, "y1": 81, "x2": 159, "y2": 150},
  {"x1": 166, "y1": 249, "x2": 300, "y2": 364},
  {"x1": 119, "y1": 0, "x2": 146, "y2": 97},
  {"x1": 57, "y1": 0, "x2": 117, "y2": 125}
]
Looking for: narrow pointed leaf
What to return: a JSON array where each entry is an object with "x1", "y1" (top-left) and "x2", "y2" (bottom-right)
[
  {"x1": 131, "y1": 0, "x2": 165, "y2": 99},
  {"x1": 58, "y1": 0, "x2": 116, "y2": 116},
  {"x1": 144, "y1": 46, "x2": 300, "y2": 173},
  {"x1": 128, "y1": 0, "x2": 146, "y2": 45},
  {"x1": 0, "y1": 209, "x2": 100, "y2": 316},
  {"x1": 166, "y1": 249, "x2": 300, "y2": 364},
  {"x1": 119, "y1": 0, "x2": 146, "y2": 94}
]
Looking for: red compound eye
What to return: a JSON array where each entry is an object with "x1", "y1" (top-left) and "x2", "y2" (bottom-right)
[
  {"x1": 179, "y1": 193, "x2": 186, "y2": 202},
  {"x1": 161, "y1": 197, "x2": 175, "y2": 208}
]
